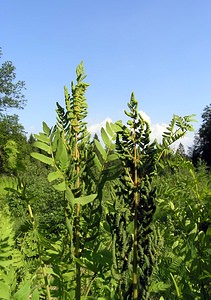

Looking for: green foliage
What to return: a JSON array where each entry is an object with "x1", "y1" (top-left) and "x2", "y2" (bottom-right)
[
  {"x1": 152, "y1": 158, "x2": 211, "y2": 299},
  {"x1": 108, "y1": 93, "x2": 159, "y2": 299},
  {"x1": 0, "y1": 61, "x2": 201, "y2": 300},
  {"x1": 155, "y1": 113, "x2": 195, "y2": 169},
  {"x1": 3, "y1": 140, "x2": 19, "y2": 171},
  {"x1": 31, "y1": 62, "x2": 113, "y2": 299},
  {"x1": 0, "y1": 175, "x2": 56, "y2": 299},
  {"x1": 0, "y1": 114, "x2": 27, "y2": 174},
  {"x1": 0, "y1": 175, "x2": 20, "y2": 197},
  {"x1": 0, "y1": 48, "x2": 26, "y2": 112},
  {"x1": 192, "y1": 103, "x2": 211, "y2": 166},
  {"x1": 0, "y1": 207, "x2": 33, "y2": 300}
]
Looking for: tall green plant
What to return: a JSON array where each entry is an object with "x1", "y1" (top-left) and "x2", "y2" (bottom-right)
[
  {"x1": 107, "y1": 94, "x2": 195, "y2": 300},
  {"x1": 31, "y1": 62, "x2": 115, "y2": 299},
  {"x1": 106, "y1": 93, "x2": 158, "y2": 299}
]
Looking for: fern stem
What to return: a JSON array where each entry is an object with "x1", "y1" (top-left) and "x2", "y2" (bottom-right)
[
  {"x1": 39, "y1": 256, "x2": 52, "y2": 300},
  {"x1": 85, "y1": 273, "x2": 97, "y2": 297},
  {"x1": 132, "y1": 126, "x2": 139, "y2": 300},
  {"x1": 170, "y1": 272, "x2": 181, "y2": 298},
  {"x1": 75, "y1": 203, "x2": 81, "y2": 300},
  {"x1": 75, "y1": 127, "x2": 81, "y2": 300},
  {"x1": 133, "y1": 195, "x2": 138, "y2": 300}
]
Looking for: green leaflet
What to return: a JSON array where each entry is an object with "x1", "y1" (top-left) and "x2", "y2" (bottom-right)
[
  {"x1": 13, "y1": 281, "x2": 31, "y2": 300},
  {"x1": 55, "y1": 135, "x2": 64, "y2": 162},
  {"x1": 60, "y1": 145, "x2": 69, "y2": 171},
  {"x1": 33, "y1": 141, "x2": 51, "y2": 154},
  {"x1": 101, "y1": 127, "x2": 111, "y2": 148},
  {"x1": 62, "y1": 271, "x2": 76, "y2": 281},
  {"x1": 52, "y1": 129, "x2": 60, "y2": 153},
  {"x1": 93, "y1": 154, "x2": 102, "y2": 172},
  {"x1": 42, "y1": 121, "x2": 51, "y2": 135},
  {"x1": 94, "y1": 139, "x2": 107, "y2": 161},
  {"x1": 55, "y1": 136, "x2": 69, "y2": 170},
  {"x1": 34, "y1": 132, "x2": 50, "y2": 144},
  {"x1": 106, "y1": 122, "x2": 115, "y2": 138},
  {"x1": 172, "y1": 240, "x2": 179, "y2": 249},
  {"x1": 206, "y1": 227, "x2": 211, "y2": 237},
  {"x1": 170, "y1": 273, "x2": 181, "y2": 298},
  {"x1": 107, "y1": 153, "x2": 118, "y2": 162},
  {"x1": 53, "y1": 181, "x2": 66, "y2": 191},
  {"x1": 31, "y1": 152, "x2": 54, "y2": 166},
  {"x1": 0, "y1": 282, "x2": 10, "y2": 300},
  {"x1": 73, "y1": 194, "x2": 97, "y2": 206},
  {"x1": 169, "y1": 201, "x2": 175, "y2": 210},
  {"x1": 65, "y1": 185, "x2": 75, "y2": 207},
  {"x1": 31, "y1": 289, "x2": 39, "y2": 300},
  {"x1": 48, "y1": 170, "x2": 63, "y2": 182}
]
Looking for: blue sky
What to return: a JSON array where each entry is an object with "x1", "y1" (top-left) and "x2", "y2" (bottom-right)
[{"x1": 1, "y1": 0, "x2": 211, "y2": 149}]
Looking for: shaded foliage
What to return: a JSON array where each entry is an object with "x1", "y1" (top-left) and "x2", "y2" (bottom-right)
[{"x1": 192, "y1": 104, "x2": 211, "y2": 166}]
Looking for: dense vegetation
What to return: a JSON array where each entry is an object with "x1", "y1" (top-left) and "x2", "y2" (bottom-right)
[{"x1": 0, "y1": 56, "x2": 210, "y2": 299}]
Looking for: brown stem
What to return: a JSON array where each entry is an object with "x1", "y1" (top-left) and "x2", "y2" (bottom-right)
[
  {"x1": 132, "y1": 126, "x2": 139, "y2": 300},
  {"x1": 75, "y1": 128, "x2": 81, "y2": 300},
  {"x1": 133, "y1": 191, "x2": 139, "y2": 300}
]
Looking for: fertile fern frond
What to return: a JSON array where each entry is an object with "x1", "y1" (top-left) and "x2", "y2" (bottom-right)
[{"x1": 110, "y1": 93, "x2": 158, "y2": 299}]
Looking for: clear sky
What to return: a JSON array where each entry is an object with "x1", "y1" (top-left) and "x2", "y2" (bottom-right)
[{"x1": 1, "y1": 0, "x2": 211, "y2": 150}]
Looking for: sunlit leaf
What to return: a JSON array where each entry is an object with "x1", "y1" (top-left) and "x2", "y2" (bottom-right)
[
  {"x1": 31, "y1": 289, "x2": 39, "y2": 300},
  {"x1": 34, "y1": 133, "x2": 50, "y2": 144},
  {"x1": 13, "y1": 281, "x2": 31, "y2": 300},
  {"x1": 94, "y1": 139, "x2": 107, "y2": 161},
  {"x1": 107, "y1": 153, "x2": 118, "y2": 162},
  {"x1": 42, "y1": 121, "x2": 51, "y2": 135},
  {"x1": 73, "y1": 194, "x2": 97, "y2": 206},
  {"x1": 60, "y1": 143, "x2": 69, "y2": 170},
  {"x1": 169, "y1": 201, "x2": 175, "y2": 210},
  {"x1": 106, "y1": 122, "x2": 115, "y2": 138},
  {"x1": 172, "y1": 240, "x2": 179, "y2": 249},
  {"x1": 0, "y1": 282, "x2": 10, "y2": 299},
  {"x1": 65, "y1": 185, "x2": 74, "y2": 207},
  {"x1": 33, "y1": 141, "x2": 51, "y2": 154},
  {"x1": 101, "y1": 127, "x2": 111, "y2": 148},
  {"x1": 48, "y1": 170, "x2": 63, "y2": 182},
  {"x1": 31, "y1": 152, "x2": 54, "y2": 166},
  {"x1": 53, "y1": 181, "x2": 66, "y2": 191}
]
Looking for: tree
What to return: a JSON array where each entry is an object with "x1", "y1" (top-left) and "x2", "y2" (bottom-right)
[
  {"x1": 192, "y1": 104, "x2": 211, "y2": 166},
  {"x1": 0, "y1": 48, "x2": 27, "y2": 173},
  {"x1": 0, "y1": 114, "x2": 27, "y2": 173},
  {"x1": 0, "y1": 48, "x2": 26, "y2": 112}
]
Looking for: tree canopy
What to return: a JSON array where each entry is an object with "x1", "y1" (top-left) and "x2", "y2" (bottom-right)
[
  {"x1": 0, "y1": 48, "x2": 26, "y2": 112},
  {"x1": 0, "y1": 48, "x2": 27, "y2": 174},
  {"x1": 192, "y1": 104, "x2": 211, "y2": 166}
]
